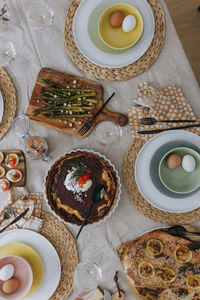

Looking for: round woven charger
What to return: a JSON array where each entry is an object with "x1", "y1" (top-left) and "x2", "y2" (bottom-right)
[
  {"x1": 40, "y1": 212, "x2": 78, "y2": 300},
  {"x1": 122, "y1": 139, "x2": 200, "y2": 225},
  {"x1": 0, "y1": 67, "x2": 17, "y2": 139},
  {"x1": 63, "y1": 0, "x2": 165, "y2": 81}
]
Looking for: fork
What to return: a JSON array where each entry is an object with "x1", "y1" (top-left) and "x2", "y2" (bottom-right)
[
  {"x1": 78, "y1": 92, "x2": 115, "y2": 136},
  {"x1": 0, "y1": 206, "x2": 14, "y2": 225}
]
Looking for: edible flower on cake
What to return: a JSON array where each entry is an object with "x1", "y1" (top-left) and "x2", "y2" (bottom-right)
[{"x1": 64, "y1": 163, "x2": 92, "y2": 193}]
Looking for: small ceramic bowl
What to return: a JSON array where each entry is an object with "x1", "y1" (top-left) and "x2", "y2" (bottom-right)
[
  {"x1": 0, "y1": 255, "x2": 33, "y2": 300},
  {"x1": 98, "y1": 3, "x2": 143, "y2": 50},
  {"x1": 159, "y1": 147, "x2": 200, "y2": 194}
]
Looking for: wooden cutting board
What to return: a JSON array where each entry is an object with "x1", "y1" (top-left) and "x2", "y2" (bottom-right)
[
  {"x1": 26, "y1": 68, "x2": 128, "y2": 138},
  {"x1": 0, "y1": 150, "x2": 26, "y2": 187}
]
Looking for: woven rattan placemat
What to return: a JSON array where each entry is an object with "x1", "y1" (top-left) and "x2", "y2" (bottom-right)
[
  {"x1": 0, "y1": 67, "x2": 17, "y2": 139},
  {"x1": 63, "y1": 0, "x2": 165, "y2": 81},
  {"x1": 40, "y1": 212, "x2": 78, "y2": 300},
  {"x1": 122, "y1": 139, "x2": 200, "y2": 225}
]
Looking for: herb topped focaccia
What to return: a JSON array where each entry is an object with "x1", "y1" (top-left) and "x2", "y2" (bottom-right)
[{"x1": 117, "y1": 230, "x2": 200, "y2": 299}]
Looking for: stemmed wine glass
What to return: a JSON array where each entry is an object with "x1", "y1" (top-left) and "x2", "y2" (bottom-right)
[{"x1": 12, "y1": 115, "x2": 52, "y2": 162}]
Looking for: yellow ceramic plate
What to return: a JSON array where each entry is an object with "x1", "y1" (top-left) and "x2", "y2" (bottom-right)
[
  {"x1": 98, "y1": 3, "x2": 144, "y2": 50},
  {"x1": 0, "y1": 242, "x2": 44, "y2": 299}
]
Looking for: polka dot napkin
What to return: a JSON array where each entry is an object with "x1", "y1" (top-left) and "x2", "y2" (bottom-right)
[
  {"x1": 128, "y1": 82, "x2": 200, "y2": 140},
  {"x1": 0, "y1": 187, "x2": 44, "y2": 232}
]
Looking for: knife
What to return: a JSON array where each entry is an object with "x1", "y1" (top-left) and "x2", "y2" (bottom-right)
[
  {"x1": 137, "y1": 124, "x2": 200, "y2": 135},
  {"x1": 0, "y1": 208, "x2": 29, "y2": 233},
  {"x1": 104, "y1": 289, "x2": 112, "y2": 300}
]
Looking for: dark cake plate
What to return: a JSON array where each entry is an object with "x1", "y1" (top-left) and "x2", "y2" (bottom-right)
[{"x1": 44, "y1": 149, "x2": 121, "y2": 226}]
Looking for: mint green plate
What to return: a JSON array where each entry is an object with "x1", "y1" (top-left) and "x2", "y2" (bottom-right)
[{"x1": 159, "y1": 147, "x2": 200, "y2": 194}]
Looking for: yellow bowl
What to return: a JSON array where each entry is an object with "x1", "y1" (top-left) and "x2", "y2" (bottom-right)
[{"x1": 98, "y1": 3, "x2": 144, "y2": 50}]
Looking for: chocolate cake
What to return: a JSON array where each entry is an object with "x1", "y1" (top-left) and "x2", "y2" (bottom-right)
[{"x1": 45, "y1": 150, "x2": 119, "y2": 225}]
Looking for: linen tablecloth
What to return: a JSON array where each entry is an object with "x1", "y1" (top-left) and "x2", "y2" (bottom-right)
[{"x1": 1, "y1": 0, "x2": 200, "y2": 299}]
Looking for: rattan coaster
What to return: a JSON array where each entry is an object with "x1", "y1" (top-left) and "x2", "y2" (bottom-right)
[
  {"x1": 40, "y1": 212, "x2": 78, "y2": 300},
  {"x1": 63, "y1": 0, "x2": 165, "y2": 81},
  {"x1": 122, "y1": 139, "x2": 200, "y2": 225},
  {"x1": 0, "y1": 67, "x2": 17, "y2": 139}
]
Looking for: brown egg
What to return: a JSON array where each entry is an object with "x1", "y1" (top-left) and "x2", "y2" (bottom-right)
[
  {"x1": 166, "y1": 153, "x2": 182, "y2": 170},
  {"x1": 2, "y1": 278, "x2": 20, "y2": 294},
  {"x1": 110, "y1": 10, "x2": 124, "y2": 28}
]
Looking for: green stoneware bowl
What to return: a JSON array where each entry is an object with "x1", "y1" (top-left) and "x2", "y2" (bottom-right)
[{"x1": 159, "y1": 147, "x2": 200, "y2": 194}]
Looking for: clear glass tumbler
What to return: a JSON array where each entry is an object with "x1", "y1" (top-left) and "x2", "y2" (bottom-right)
[
  {"x1": 0, "y1": 39, "x2": 16, "y2": 67},
  {"x1": 94, "y1": 121, "x2": 122, "y2": 148},
  {"x1": 74, "y1": 261, "x2": 102, "y2": 299},
  {"x1": 27, "y1": 2, "x2": 54, "y2": 30}
]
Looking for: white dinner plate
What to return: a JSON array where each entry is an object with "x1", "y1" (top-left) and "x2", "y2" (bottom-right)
[
  {"x1": 73, "y1": 0, "x2": 155, "y2": 68},
  {"x1": 0, "y1": 229, "x2": 61, "y2": 300},
  {"x1": 0, "y1": 91, "x2": 4, "y2": 124},
  {"x1": 135, "y1": 130, "x2": 200, "y2": 213}
]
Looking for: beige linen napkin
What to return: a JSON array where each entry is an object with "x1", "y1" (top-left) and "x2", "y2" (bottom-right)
[
  {"x1": 128, "y1": 82, "x2": 200, "y2": 140},
  {"x1": 0, "y1": 187, "x2": 43, "y2": 232}
]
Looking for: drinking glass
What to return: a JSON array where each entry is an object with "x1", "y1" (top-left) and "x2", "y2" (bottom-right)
[
  {"x1": 0, "y1": 39, "x2": 16, "y2": 67},
  {"x1": 94, "y1": 121, "x2": 122, "y2": 148},
  {"x1": 0, "y1": 36, "x2": 29, "y2": 84},
  {"x1": 74, "y1": 261, "x2": 102, "y2": 299},
  {"x1": 27, "y1": 2, "x2": 54, "y2": 30},
  {"x1": 12, "y1": 115, "x2": 30, "y2": 139},
  {"x1": 12, "y1": 115, "x2": 52, "y2": 162}
]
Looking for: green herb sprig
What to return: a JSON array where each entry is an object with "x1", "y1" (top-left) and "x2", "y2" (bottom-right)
[
  {"x1": 67, "y1": 163, "x2": 90, "y2": 179},
  {"x1": 155, "y1": 253, "x2": 164, "y2": 259},
  {"x1": 178, "y1": 262, "x2": 195, "y2": 274}
]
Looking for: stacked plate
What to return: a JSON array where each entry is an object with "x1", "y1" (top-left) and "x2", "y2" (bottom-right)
[
  {"x1": 73, "y1": 0, "x2": 155, "y2": 68},
  {"x1": 0, "y1": 229, "x2": 61, "y2": 300},
  {"x1": 135, "y1": 130, "x2": 200, "y2": 213}
]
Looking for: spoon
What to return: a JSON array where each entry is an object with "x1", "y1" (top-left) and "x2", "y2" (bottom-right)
[
  {"x1": 140, "y1": 117, "x2": 196, "y2": 125},
  {"x1": 76, "y1": 185, "x2": 105, "y2": 240},
  {"x1": 167, "y1": 225, "x2": 200, "y2": 237}
]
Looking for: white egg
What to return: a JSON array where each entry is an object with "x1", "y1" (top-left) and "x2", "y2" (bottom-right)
[
  {"x1": 182, "y1": 155, "x2": 196, "y2": 173},
  {"x1": 0, "y1": 264, "x2": 14, "y2": 281},
  {"x1": 122, "y1": 15, "x2": 137, "y2": 33}
]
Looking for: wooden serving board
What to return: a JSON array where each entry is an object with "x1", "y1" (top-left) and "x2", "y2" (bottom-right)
[
  {"x1": 26, "y1": 68, "x2": 128, "y2": 138},
  {"x1": 0, "y1": 150, "x2": 26, "y2": 187}
]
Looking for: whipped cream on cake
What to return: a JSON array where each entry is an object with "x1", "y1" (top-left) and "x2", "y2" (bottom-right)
[{"x1": 64, "y1": 168, "x2": 92, "y2": 193}]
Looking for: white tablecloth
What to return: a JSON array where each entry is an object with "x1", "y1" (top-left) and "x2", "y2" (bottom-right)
[{"x1": 1, "y1": 0, "x2": 200, "y2": 299}]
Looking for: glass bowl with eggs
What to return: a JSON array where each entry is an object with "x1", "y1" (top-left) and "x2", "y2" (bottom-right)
[
  {"x1": 159, "y1": 147, "x2": 200, "y2": 194},
  {"x1": 98, "y1": 3, "x2": 144, "y2": 50}
]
